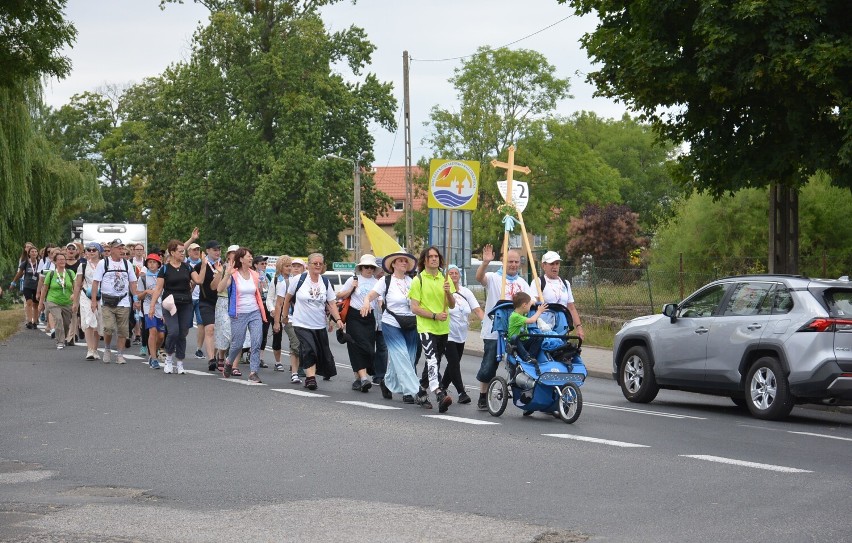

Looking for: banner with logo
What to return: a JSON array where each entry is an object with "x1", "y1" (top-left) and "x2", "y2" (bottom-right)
[{"x1": 427, "y1": 159, "x2": 480, "y2": 211}]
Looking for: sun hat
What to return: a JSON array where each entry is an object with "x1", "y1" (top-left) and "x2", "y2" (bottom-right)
[
  {"x1": 226, "y1": 244, "x2": 239, "y2": 253},
  {"x1": 291, "y1": 258, "x2": 306, "y2": 267},
  {"x1": 85, "y1": 242, "x2": 102, "y2": 253},
  {"x1": 145, "y1": 253, "x2": 162, "y2": 265},
  {"x1": 541, "y1": 251, "x2": 562, "y2": 264},
  {"x1": 355, "y1": 253, "x2": 378, "y2": 270},
  {"x1": 381, "y1": 251, "x2": 417, "y2": 274},
  {"x1": 187, "y1": 242, "x2": 201, "y2": 250}
]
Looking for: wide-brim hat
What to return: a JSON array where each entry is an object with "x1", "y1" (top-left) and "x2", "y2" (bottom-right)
[
  {"x1": 381, "y1": 251, "x2": 417, "y2": 274},
  {"x1": 355, "y1": 253, "x2": 378, "y2": 270}
]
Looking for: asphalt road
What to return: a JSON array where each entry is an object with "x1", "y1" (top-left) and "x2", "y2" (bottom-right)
[{"x1": 2, "y1": 325, "x2": 851, "y2": 542}]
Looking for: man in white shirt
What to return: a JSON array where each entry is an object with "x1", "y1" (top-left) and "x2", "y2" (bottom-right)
[
  {"x1": 91, "y1": 239, "x2": 138, "y2": 364},
  {"x1": 475, "y1": 244, "x2": 534, "y2": 410}
]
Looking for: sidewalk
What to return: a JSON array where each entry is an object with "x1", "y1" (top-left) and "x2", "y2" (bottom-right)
[{"x1": 462, "y1": 329, "x2": 613, "y2": 380}]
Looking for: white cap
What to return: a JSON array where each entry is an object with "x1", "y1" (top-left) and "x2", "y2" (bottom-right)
[
  {"x1": 226, "y1": 244, "x2": 240, "y2": 253},
  {"x1": 542, "y1": 251, "x2": 562, "y2": 264},
  {"x1": 291, "y1": 258, "x2": 306, "y2": 267}
]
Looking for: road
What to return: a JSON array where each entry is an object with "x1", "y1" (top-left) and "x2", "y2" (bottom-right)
[{"x1": 2, "y1": 326, "x2": 851, "y2": 542}]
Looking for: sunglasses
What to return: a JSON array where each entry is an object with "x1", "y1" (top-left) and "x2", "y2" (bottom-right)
[{"x1": 85, "y1": 248, "x2": 98, "y2": 252}]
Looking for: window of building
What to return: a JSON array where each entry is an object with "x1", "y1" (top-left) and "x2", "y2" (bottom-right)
[
  {"x1": 345, "y1": 235, "x2": 355, "y2": 251},
  {"x1": 394, "y1": 201, "x2": 404, "y2": 212}
]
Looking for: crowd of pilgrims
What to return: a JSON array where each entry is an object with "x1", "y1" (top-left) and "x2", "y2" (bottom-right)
[{"x1": 8, "y1": 231, "x2": 584, "y2": 413}]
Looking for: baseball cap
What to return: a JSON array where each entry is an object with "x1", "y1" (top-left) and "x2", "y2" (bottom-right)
[
  {"x1": 205, "y1": 240, "x2": 221, "y2": 249},
  {"x1": 291, "y1": 258, "x2": 306, "y2": 267},
  {"x1": 226, "y1": 244, "x2": 239, "y2": 253},
  {"x1": 541, "y1": 251, "x2": 562, "y2": 264},
  {"x1": 187, "y1": 242, "x2": 201, "y2": 250},
  {"x1": 253, "y1": 255, "x2": 267, "y2": 265},
  {"x1": 110, "y1": 238, "x2": 124, "y2": 247}
]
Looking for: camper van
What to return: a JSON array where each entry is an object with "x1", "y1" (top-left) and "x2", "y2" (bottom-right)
[{"x1": 80, "y1": 223, "x2": 148, "y2": 253}]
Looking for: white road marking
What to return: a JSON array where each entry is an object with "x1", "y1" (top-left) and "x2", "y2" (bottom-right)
[
  {"x1": 337, "y1": 401, "x2": 403, "y2": 410},
  {"x1": 218, "y1": 378, "x2": 266, "y2": 386},
  {"x1": 270, "y1": 388, "x2": 328, "y2": 398},
  {"x1": 788, "y1": 431, "x2": 852, "y2": 442},
  {"x1": 544, "y1": 434, "x2": 650, "y2": 447},
  {"x1": 182, "y1": 370, "x2": 215, "y2": 377},
  {"x1": 585, "y1": 402, "x2": 706, "y2": 420},
  {"x1": 680, "y1": 455, "x2": 812, "y2": 473},
  {"x1": 423, "y1": 415, "x2": 500, "y2": 425}
]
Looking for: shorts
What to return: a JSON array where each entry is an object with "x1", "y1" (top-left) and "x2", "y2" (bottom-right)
[
  {"x1": 22, "y1": 288, "x2": 37, "y2": 302},
  {"x1": 101, "y1": 305, "x2": 130, "y2": 337},
  {"x1": 198, "y1": 300, "x2": 216, "y2": 326},
  {"x1": 145, "y1": 314, "x2": 166, "y2": 332}
]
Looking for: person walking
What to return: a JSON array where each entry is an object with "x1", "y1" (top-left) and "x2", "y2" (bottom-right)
[
  {"x1": 71, "y1": 242, "x2": 103, "y2": 360},
  {"x1": 38, "y1": 252, "x2": 75, "y2": 350},
  {"x1": 362, "y1": 251, "x2": 421, "y2": 404},
  {"x1": 185, "y1": 242, "x2": 205, "y2": 358},
  {"x1": 10, "y1": 245, "x2": 40, "y2": 329},
  {"x1": 194, "y1": 240, "x2": 221, "y2": 371},
  {"x1": 91, "y1": 239, "x2": 138, "y2": 364},
  {"x1": 409, "y1": 246, "x2": 456, "y2": 412},
  {"x1": 338, "y1": 254, "x2": 379, "y2": 392},
  {"x1": 253, "y1": 255, "x2": 271, "y2": 369},
  {"x1": 281, "y1": 253, "x2": 342, "y2": 390},
  {"x1": 148, "y1": 236, "x2": 198, "y2": 375},
  {"x1": 217, "y1": 248, "x2": 267, "y2": 383},
  {"x1": 538, "y1": 251, "x2": 585, "y2": 341},
  {"x1": 212, "y1": 244, "x2": 239, "y2": 373},
  {"x1": 138, "y1": 253, "x2": 165, "y2": 369},
  {"x1": 272, "y1": 256, "x2": 303, "y2": 383},
  {"x1": 442, "y1": 264, "x2": 484, "y2": 404},
  {"x1": 267, "y1": 256, "x2": 289, "y2": 373}
]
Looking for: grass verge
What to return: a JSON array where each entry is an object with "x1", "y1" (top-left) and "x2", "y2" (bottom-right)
[{"x1": 0, "y1": 308, "x2": 24, "y2": 343}]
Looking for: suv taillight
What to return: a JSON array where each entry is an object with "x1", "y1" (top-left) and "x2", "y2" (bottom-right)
[{"x1": 797, "y1": 318, "x2": 852, "y2": 332}]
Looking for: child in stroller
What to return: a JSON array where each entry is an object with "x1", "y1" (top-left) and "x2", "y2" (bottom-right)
[{"x1": 508, "y1": 292, "x2": 547, "y2": 363}]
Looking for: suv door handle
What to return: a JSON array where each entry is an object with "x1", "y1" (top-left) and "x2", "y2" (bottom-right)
[
  {"x1": 747, "y1": 324, "x2": 763, "y2": 330},
  {"x1": 695, "y1": 327, "x2": 709, "y2": 334}
]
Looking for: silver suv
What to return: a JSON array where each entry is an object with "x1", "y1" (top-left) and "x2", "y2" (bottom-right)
[{"x1": 612, "y1": 275, "x2": 852, "y2": 420}]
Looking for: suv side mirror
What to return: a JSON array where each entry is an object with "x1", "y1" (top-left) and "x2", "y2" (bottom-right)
[{"x1": 662, "y1": 303, "x2": 678, "y2": 323}]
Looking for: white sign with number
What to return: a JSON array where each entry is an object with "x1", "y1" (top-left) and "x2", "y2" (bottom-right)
[{"x1": 497, "y1": 180, "x2": 529, "y2": 213}]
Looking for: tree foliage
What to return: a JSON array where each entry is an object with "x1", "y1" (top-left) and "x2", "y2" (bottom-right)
[
  {"x1": 565, "y1": 0, "x2": 852, "y2": 194},
  {"x1": 0, "y1": 0, "x2": 76, "y2": 87},
  {"x1": 565, "y1": 204, "x2": 643, "y2": 268}
]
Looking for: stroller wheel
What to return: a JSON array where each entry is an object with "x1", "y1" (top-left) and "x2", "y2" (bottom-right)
[
  {"x1": 557, "y1": 383, "x2": 583, "y2": 424},
  {"x1": 486, "y1": 376, "x2": 509, "y2": 417},
  {"x1": 522, "y1": 410, "x2": 534, "y2": 417}
]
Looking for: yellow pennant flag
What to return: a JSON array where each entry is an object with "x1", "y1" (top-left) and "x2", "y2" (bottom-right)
[{"x1": 360, "y1": 212, "x2": 403, "y2": 257}]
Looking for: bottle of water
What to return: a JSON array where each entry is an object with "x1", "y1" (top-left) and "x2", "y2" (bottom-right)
[{"x1": 135, "y1": 308, "x2": 143, "y2": 321}]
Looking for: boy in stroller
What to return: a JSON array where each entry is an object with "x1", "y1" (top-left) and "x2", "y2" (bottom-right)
[{"x1": 508, "y1": 292, "x2": 548, "y2": 363}]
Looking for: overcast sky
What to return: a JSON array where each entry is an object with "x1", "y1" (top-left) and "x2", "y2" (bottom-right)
[{"x1": 45, "y1": 0, "x2": 628, "y2": 167}]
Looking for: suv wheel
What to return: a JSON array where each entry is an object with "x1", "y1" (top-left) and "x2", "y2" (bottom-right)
[
  {"x1": 745, "y1": 356, "x2": 794, "y2": 420},
  {"x1": 619, "y1": 345, "x2": 659, "y2": 403}
]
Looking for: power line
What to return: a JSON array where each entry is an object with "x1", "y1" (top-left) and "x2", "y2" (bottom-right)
[{"x1": 410, "y1": 15, "x2": 574, "y2": 63}]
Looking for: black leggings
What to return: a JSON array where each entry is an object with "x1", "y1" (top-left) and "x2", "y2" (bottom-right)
[
  {"x1": 440, "y1": 341, "x2": 465, "y2": 394},
  {"x1": 259, "y1": 303, "x2": 270, "y2": 351}
]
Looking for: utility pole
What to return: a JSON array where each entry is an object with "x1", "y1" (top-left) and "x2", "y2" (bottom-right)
[
  {"x1": 354, "y1": 156, "x2": 361, "y2": 257},
  {"x1": 403, "y1": 50, "x2": 413, "y2": 251}
]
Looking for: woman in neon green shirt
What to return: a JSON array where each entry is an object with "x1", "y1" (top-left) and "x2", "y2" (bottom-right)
[{"x1": 38, "y1": 252, "x2": 76, "y2": 350}]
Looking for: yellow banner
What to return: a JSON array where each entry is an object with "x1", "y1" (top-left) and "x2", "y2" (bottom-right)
[
  {"x1": 360, "y1": 213, "x2": 403, "y2": 257},
  {"x1": 427, "y1": 159, "x2": 480, "y2": 210}
]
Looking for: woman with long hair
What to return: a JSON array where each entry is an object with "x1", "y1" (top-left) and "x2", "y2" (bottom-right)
[
  {"x1": 338, "y1": 254, "x2": 379, "y2": 392},
  {"x1": 71, "y1": 243, "x2": 103, "y2": 360},
  {"x1": 148, "y1": 239, "x2": 196, "y2": 375},
  {"x1": 217, "y1": 247, "x2": 267, "y2": 383},
  {"x1": 281, "y1": 253, "x2": 343, "y2": 390},
  {"x1": 38, "y1": 252, "x2": 75, "y2": 350},
  {"x1": 10, "y1": 245, "x2": 40, "y2": 329}
]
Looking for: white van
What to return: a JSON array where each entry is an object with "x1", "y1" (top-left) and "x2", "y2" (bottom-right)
[
  {"x1": 81, "y1": 223, "x2": 148, "y2": 253},
  {"x1": 322, "y1": 271, "x2": 357, "y2": 293}
]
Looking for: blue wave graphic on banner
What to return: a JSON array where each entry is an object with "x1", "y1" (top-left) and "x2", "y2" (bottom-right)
[{"x1": 434, "y1": 189, "x2": 472, "y2": 208}]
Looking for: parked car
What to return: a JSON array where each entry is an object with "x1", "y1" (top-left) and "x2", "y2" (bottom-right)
[
  {"x1": 322, "y1": 271, "x2": 357, "y2": 293},
  {"x1": 612, "y1": 275, "x2": 852, "y2": 420}
]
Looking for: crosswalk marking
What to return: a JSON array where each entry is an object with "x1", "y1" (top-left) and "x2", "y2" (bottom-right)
[
  {"x1": 219, "y1": 378, "x2": 266, "y2": 386},
  {"x1": 337, "y1": 401, "x2": 403, "y2": 410},
  {"x1": 270, "y1": 388, "x2": 328, "y2": 398},
  {"x1": 543, "y1": 434, "x2": 650, "y2": 448},
  {"x1": 680, "y1": 455, "x2": 812, "y2": 473},
  {"x1": 585, "y1": 402, "x2": 706, "y2": 420},
  {"x1": 423, "y1": 415, "x2": 500, "y2": 425},
  {"x1": 182, "y1": 370, "x2": 215, "y2": 376}
]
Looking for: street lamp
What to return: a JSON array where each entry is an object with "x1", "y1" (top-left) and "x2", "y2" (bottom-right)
[{"x1": 324, "y1": 151, "x2": 367, "y2": 258}]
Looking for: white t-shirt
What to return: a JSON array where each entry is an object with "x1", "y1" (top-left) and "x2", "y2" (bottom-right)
[
  {"x1": 138, "y1": 272, "x2": 163, "y2": 319},
  {"x1": 93, "y1": 258, "x2": 138, "y2": 307},
  {"x1": 372, "y1": 275, "x2": 414, "y2": 329},
  {"x1": 448, "y1": 285, "x2": 480, "y2": 343},
  {"x1": 287, "y1": 274, "x2": 335, "y2": 329},
  {"x1": 37, "y1": 259, "x2": 55, "y2": 276},
  {"x1": 480, "y1": 271, "x2": 533, "y2": 340},
  {"x1": 235, "y1": 273, "x2": 258, "y2": 314},
  {"x1": 541, "y1": 276, "x2": 575, "y2": 306},
  {"x1": 186, "y1": 258, "x2": 202, "y2": 300},
  {"x1": 342, "y1": 275, "x2": 377, "y2": 311}
]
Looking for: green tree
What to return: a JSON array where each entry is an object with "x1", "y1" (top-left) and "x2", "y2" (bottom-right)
[{"x1": 0, "y1": 0, "x2": 76, "y2": 87}]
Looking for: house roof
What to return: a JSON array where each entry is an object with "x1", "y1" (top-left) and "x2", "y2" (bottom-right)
[{"x1": 370, "y1": 166, "x2": 426, "y2": 226}]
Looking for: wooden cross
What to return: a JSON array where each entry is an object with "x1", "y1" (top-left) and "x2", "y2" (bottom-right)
[{"x1": 491, "y1": 145, "x2": 542, "y2": 301}]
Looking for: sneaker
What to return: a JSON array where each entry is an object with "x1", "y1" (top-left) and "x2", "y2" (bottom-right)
[
  {"x1": 102, "y1": 349, "x2": 111, "y2": 364},
  {"x1": 65, "y1": 339, "x2": 74, "y2": 347},
  {"x1": 163, "y1": 361, "x2": 173, "y2": 374},
  {"x1": 208, "y1": 360, "x2": 217, "y2": 372},
  {"x1": 176, "y1": 362, "x2": 185, "y2": 374},
  {"x1": 305, "y1": 376, "x2": 318, "y2": 390},
  {"x1": 458, "y1": 391, "x2": 472, "y2": 405},
  {"x1": 85, "y1": 350, "x2": 96, "y2": 361},
  {"x1": 248, "y1": 372, "x2": 262, "y2": 384},
  {"x1": 49, "y1": 329, "x2": 55, "y2": 338},
  {"x1": 436, "y1": 389, "x2": 452, "y2": 413},
  {"x1": 194, "y1": 349, "x2": 204, "y2": 359},
  {"x1": 56, "y1": 343, "x2": 64, "y2": 350},
  {"x1": 477, "y1": 396, "x2": 488, "y2": 411},
  {"x1": 274, "y1": 363, "x2": 285, "y2": 372},
  {"x1": 360, "y1": 378, "x2": 372, "y2": 393},
  {"x1": 25, "y1": 322, "x2": 32, "y2": 330},
  {"x1": 402, "y1": 395, "x2": 415, "y2": 404},
  {"x1": 351, "y1": 379, "x2": 362, "y2": 391},
  {"x1": 291, "y1": 373, "x2": 302, "y2": 384},
  {"x1": 115, "y1": 353, "x2": 127, "y2": 364},
  {"x1": 132, "y1": 336, "x2": 142, "y2": 346},
  {"x1": 150, "y1": 358, "x2": 161, "y2": 370},
  {"x1": 380, "y1": 380, "x2": 393, "y2": 400},
  {"x1": 140, "y1": 346, "x2": 148, "y2": 356},
  {"x1": 416, "y1": 392, "x2": 433, "y2": 410}
]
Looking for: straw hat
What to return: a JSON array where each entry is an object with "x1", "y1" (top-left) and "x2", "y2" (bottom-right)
[{"x1": 381, "y1": 251, "x2": 417, "y2": 274}]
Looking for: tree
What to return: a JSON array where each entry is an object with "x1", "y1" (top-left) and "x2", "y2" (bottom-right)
[
  {"x1": 565, "y1": 204, "x2": 643, "y2": 269},
  {"x1": 564, "y1": 0, "x2": 852, "y2": 271},
  {"x1": 0, "y1": 0, "x2": 76, "y2": 87},
  {"x1": 426, "y1": 47, "x2": 572, "y2": 249}
]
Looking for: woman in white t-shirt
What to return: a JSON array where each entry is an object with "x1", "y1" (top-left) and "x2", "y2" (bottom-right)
[
  {"x1": 441, "y1": 264, "x2": 485, "y2": 404},
  {"x1": 281, "y1": 253, "x2": 344, "y2": 391},
  {"x1": 71, "y1": 243, "x2": 103, "y2": 360},
  {"x1": 337, "y1": 254, "x2": 379, "y2": 392},
  {"x1": 361, "y1": 252, "x2": 421, "y2": 404}
]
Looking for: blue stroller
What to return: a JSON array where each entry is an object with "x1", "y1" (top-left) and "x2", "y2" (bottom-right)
[{"x1": 486, "y1": 300, "x2": 587, "y2": 423}]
